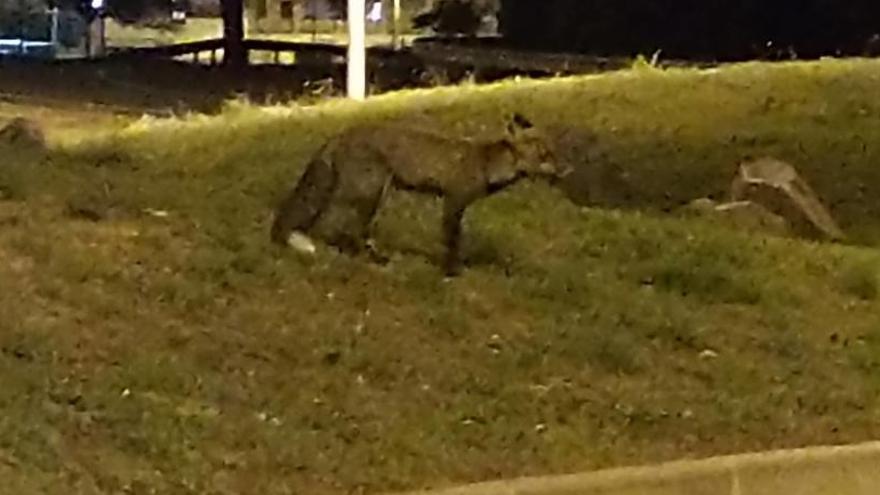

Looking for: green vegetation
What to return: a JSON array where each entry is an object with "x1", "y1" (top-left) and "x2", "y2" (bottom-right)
[{"x1": 1, "y1": 58, "x2": 880, "y2": 494}]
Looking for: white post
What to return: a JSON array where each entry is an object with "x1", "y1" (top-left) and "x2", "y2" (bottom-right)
[{"x1": 347, "y1": 0, "x2": 366, "y2": 100}]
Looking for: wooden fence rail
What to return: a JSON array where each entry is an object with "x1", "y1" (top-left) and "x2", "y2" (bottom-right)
[{"x1": 106, "y1": 38, "x2": 360, "y2": 66}]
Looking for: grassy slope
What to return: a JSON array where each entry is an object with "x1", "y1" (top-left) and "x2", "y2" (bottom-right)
[{"x1": 1, "y1": 59, "x2": 880, "y2": 494}]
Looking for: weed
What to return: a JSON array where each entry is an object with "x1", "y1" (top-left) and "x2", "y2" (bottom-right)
[{"x1": 839, "y1": 258, "x2": 880, "y2": 301}]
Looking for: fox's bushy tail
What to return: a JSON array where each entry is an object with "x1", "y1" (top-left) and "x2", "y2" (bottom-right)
[{"x1": 270, "y1": 148, "x2": 338, "y2": 245}]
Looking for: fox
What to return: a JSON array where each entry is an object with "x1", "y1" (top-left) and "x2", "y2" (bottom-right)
[{"x1": 270, "y1": 113, "x2": 571, "y2": 276}]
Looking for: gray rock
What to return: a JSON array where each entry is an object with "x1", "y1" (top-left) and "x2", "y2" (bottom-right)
[
  {"x1": 731, "y1": 158, "x2": 844, "y2": 241},
  {"x1": 680, "y1": 198, "x2": 792, "y2": 237}
]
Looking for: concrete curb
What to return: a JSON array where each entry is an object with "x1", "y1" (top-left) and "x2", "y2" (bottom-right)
[{"x1": 399, "y1": 441, "x2": 880, "y2": 495}]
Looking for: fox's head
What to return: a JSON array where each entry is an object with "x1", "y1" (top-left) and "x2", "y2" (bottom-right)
[{"x1": 503, "y1": 113, "x2": 573, "y2": 181}]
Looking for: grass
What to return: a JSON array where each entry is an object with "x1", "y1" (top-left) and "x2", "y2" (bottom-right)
[
  {"x1": 0, "y1": 100, "x2": 131, "y2": 143},
  {"x1": 1, "y1": 58, "x2": 880, "y2": 494}
]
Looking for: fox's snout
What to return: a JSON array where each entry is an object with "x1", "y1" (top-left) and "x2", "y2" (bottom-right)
[
  {"x1": 558, "y1": 163, "x2": 575, "y2": 178},
  {"x1": 539, "y1": 162, "x2": 556, "y2": 175},
  {"x1": 539, "y1": 160, "x2": 573, "y2": 178}
]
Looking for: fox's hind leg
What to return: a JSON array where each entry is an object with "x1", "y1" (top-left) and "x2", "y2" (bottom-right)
[
  {"x1": 361, "y1": 175, "x2": 393, "y2": 264},
  {"x1": 271, "y1": 152, "x2": 337, "y2": 245},
  {"x1": 328, "y1": 157, "x2": 391, "y2": 260},
  {"x1": 340, "y1": 171, "x2": 391, "y2": 265},
  {"x1": 315, "y1": 163, "x2": 390, "y2": 263}
]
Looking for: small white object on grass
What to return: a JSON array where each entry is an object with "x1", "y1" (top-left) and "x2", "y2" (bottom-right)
[
  {"x1": 699, "y1": 349, "x2": 719, "y2": 360},
  {"x1": 286, "y1": 231, "x2": 317, "y2": 255},
  {"x1": 143, "y1": 208, "x2": 169, "y2": 218}
]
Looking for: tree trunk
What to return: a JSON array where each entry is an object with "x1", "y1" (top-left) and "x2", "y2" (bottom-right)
[{"x1": 221, "y1": 0, "x2": 246, "y2": 68}]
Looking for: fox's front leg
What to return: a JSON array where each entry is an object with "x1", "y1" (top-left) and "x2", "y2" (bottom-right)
[{"x1": 442, "y1": 199, "x2": 467, "y2": 276}]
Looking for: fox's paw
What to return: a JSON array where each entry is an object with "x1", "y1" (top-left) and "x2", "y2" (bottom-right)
[
  {"x1": 364, "y1": 239, "x2": 390, "y2": 265},
  {"x1": 286, "y1": 231, "x2": 317, "y2": 256},
  {"x1": 367, "y1": 250, "x2": 390, "y2": 266},
  {"x1": 443, "y1": 262, "x2": 463, "y2": 278}
]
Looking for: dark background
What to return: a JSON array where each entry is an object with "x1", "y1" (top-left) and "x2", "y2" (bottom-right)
[{"x1": 498, "y1": 0, "x2": 880, "y2": 60}]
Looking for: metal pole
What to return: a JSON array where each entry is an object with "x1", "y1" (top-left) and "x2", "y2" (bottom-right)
[
  {"x1": 96, "y1": 15, "x2": 106, "y2": 56},
  {"x1": 83, "y1": 16, "x2": 91, "y2": 58},
  {"x1": 311, "y1": 0, "x2": 317, "y2": 41},
  {"x1": 50, "y1": 8, "x2": 59, "y2": 47},
  {"x1": 392, "y1": 0, "x2": 401, "y2": 49},
  {"x1": 221, "y1": 0, "x2": 246, "y2": 68},
  {"x1": 347, "y1": 0, "x2": 366, "y2": 100}
]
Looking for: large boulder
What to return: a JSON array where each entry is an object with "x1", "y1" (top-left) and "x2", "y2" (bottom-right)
[
  {"x1": 549, "y1": 126, "x2": 636, "y2": 208},
  {"x1": 730, "y1": 158, "x2": 844, "y2": 241},
  {"x1": 0, "y1": 117, "x2": 46, "y2": 152}
]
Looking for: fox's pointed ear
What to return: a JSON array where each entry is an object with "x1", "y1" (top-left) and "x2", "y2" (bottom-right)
[
  {"x1": 506, "y1": 113, "x2": 535, "y2": 136},
  {"x1": 505, "y1": 116, "x2": 516, "y2": 136},
  {"x1": 513, "y1": 113, "x2": 534, "y2": 130}
]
